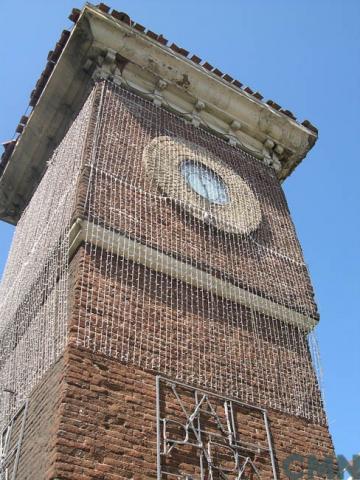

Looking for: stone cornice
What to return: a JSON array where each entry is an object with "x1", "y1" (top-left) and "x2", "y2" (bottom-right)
[
  {"x1": 0, "y1": 3, "x2": 318, "y2": 224},
  {"x1": 86, "y1": 5, "x2": 317, "y2": 175}
]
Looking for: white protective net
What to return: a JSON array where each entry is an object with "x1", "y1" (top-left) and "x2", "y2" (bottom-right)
[
  {"x1": 0, "y1": 80, "x2": 326, "y2": 430},
  {"x1": 0, "y1": 90, "x2": 95, "y2": 429},
  {"x1": 75, "y1": 81, "x2": 326, "y2": 423}
]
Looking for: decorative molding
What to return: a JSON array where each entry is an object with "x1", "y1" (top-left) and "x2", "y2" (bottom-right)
[
  {"x1": 85, "y1": 5, "x2": 316, "y2": 174},
  {"x1": 142, "y1": 135, "x2": 262, "y2": 235}
]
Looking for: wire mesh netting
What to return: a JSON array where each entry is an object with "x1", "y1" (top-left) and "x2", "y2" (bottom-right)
[
  {"x1": 0, "y1": 80, "x2": 326, "y2": 430},
  {"x1": 0, "y1": 90, "x2": 95, "y2": 429}
]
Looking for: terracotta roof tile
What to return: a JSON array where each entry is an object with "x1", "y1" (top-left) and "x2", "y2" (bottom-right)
[
  {"x1": 266, "y1": 100, "x2": 282, "y2": 111},
  {"x1": 58, "y1": 30, "x2": 70, "y2": 46},
  {"x1": 91, "y1": 4, "x2": 314, "y2": 132},
  {"x1": 202, "y1": 62, "x2": 213, "y2": 71},
  {"x1": 133, "y1": 23, "x2": 145, "y2": 32},
  {"x1": 44, "y1": 61, "x2": 54, "y2": 77},
  {"x1": 281, "y1": 109, "x2": 296, "y2": 120},
  {"x1": 190, "y1": 54, "x2": 201, "y2": 64},
  {"x1": 52, "y1": 43, "x2": 63, "y2": 60},
  {"x1": 146, "y1": 30, "x2": 158, "y2": 40},
  {"x1": 157, "y1": 34, "x2": 168, "y2": 46},
  {"x1": 253, "y1": 91, "x2": 264, "y2": 100},
  {"x1": 213, "y1": 68, "x2": 223, "y2": 77},
  {"x1": 0, "y1": 140, "x2": 17, "y2": 172},
  {"x1": 301, "y1": 120, "x2": 318, "y2": 134},
  {"x1": 232, "y1": 79, "x2": 243, "y2": 88},
  {"x1": 97, "y1": 3, "x2": 110, "y2": 13},
  {"x1": 111, "y1": 10, "x2": 131, "y2": 25},
  {"x1": 222, "y1": 74, "x2": 233, "y2": 82},
  {"x1": 68, "y1": 8, "x2": 81, "y2": 23}
]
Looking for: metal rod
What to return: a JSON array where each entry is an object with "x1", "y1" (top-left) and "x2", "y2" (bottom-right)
[
  {"x1": 6, "y1": 400, "x2": 29, "y2": 480},
  {"x1": 11, "y1": 400, "x2": 28, "y2": 480},
  {"x1": 195, "y1": 389, "x2": 204, "y2": 480},
  {"x1": 1, "y1": 389, "x2": 15, "y2": 395},
  {"x1": 159, "y1": 376, "x2": 277, "y2": 479},
  {"x1": 263, "y1": 410, "x2": 278, "y2": 480},
  {"x1": 156, "y1": 375, "x2": 162, "y2": 480},
  {"x1": 159, "y1": 376, "x2": 266, "y2": 413}
]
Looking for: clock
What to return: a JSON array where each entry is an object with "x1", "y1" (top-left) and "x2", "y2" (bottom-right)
[
  {"x1": 143, "y1": 136, "x2": 262, "y2": 234},
  {"x1": 180, "y1": 160, "x2": 229, "y2": 205}
]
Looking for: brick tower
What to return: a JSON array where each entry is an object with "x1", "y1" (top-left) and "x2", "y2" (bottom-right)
[{"x1": 0, "y1": 4, "x2": 336, "y2": 480}]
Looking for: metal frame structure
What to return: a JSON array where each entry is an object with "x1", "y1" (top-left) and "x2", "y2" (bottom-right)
[
  {"x1": 0, "y1": 400, "x2": 29, "y2": 480},
  {"x1": 156, "y1": 376, "x2": 277, "y2": 480}
]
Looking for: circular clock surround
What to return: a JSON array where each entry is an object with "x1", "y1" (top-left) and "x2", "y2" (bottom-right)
[{"x1": 143, "y1": 136, "x2": 261, "y2": 234}]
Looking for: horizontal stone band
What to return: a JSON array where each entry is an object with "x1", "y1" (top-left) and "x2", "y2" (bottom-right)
[{"x1": 69, "y1": 218, "x2": 317, "y2": 331}]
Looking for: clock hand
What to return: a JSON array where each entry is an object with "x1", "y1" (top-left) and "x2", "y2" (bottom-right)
[{"x1": 199, "y1": 172, "x2": 211, "y2": 201}]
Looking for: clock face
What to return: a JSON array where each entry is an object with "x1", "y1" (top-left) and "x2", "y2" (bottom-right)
[
  {"x1": 180, "y1": 160, "x2": 229, "y2": 205},
  {"x1": 143, "y1": 136, "x2": 262, "y2": 234}
]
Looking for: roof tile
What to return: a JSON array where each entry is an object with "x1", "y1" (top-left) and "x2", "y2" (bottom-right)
[
  {"x1": 266, "y1": 100, "x2": 282, "y2": 111},
  {"x1": 97, "y1": 3, "x2": 110, "y2": 13},
  {"x1": 222, "y1": 74, "x2": 234, "y2": 82},
  {"x1": 202, "y1": 62, "x2": 213, "y2": 71},
  {"x1": 69, "y1": 8, "x2": 81, "y2": 23},
  {"x1": 170, "y1": 43, "x2": 189, "y2": 56},
  {"x1": 253, "y1": 91, "x2": 264, "y2": 100},
  {"x1": 190, "y1": 54, "x2": 201, "y2": 64},
  {"x1": 58, "y1": 30, "x2": 70, "y2": 46},
  {"x1": 111, "y1": 10, "x2": 131, "y2": 25},
  {"x1": 157, "y1": 34, "x2": 168, "y2": 46},
  {"x1": 133, "y1": 23, "x2": 145, "y2": 32},
  {"x1": 146, "y1": 30, "x2": 158, "y2": 40},
  {"x1": 281, "y1": 109, "x2": 296, "y2": 120},
  {"x1": 301, "y1": 120, "x2": 318, "y2": 133},
  {"x1": 232, "y1": 79, "x2": 243, "y2": 88}
]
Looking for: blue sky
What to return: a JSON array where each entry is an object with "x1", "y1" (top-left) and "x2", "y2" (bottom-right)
[{"x1": 0, "y1": 0, "x2": 359, "y2": 461}]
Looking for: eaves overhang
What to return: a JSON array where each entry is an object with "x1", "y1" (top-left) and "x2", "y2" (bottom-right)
[{"x1": 0, "y1": 3, "x2": 318, "y2": 225}]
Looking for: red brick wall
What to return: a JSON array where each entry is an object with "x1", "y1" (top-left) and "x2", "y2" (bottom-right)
[
  {"x1": 10, "y1": 345, "x2": 335, "y2": 479},
  {"x1": 49, "y1": 345, "x2": 335, "y2": 480}
]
